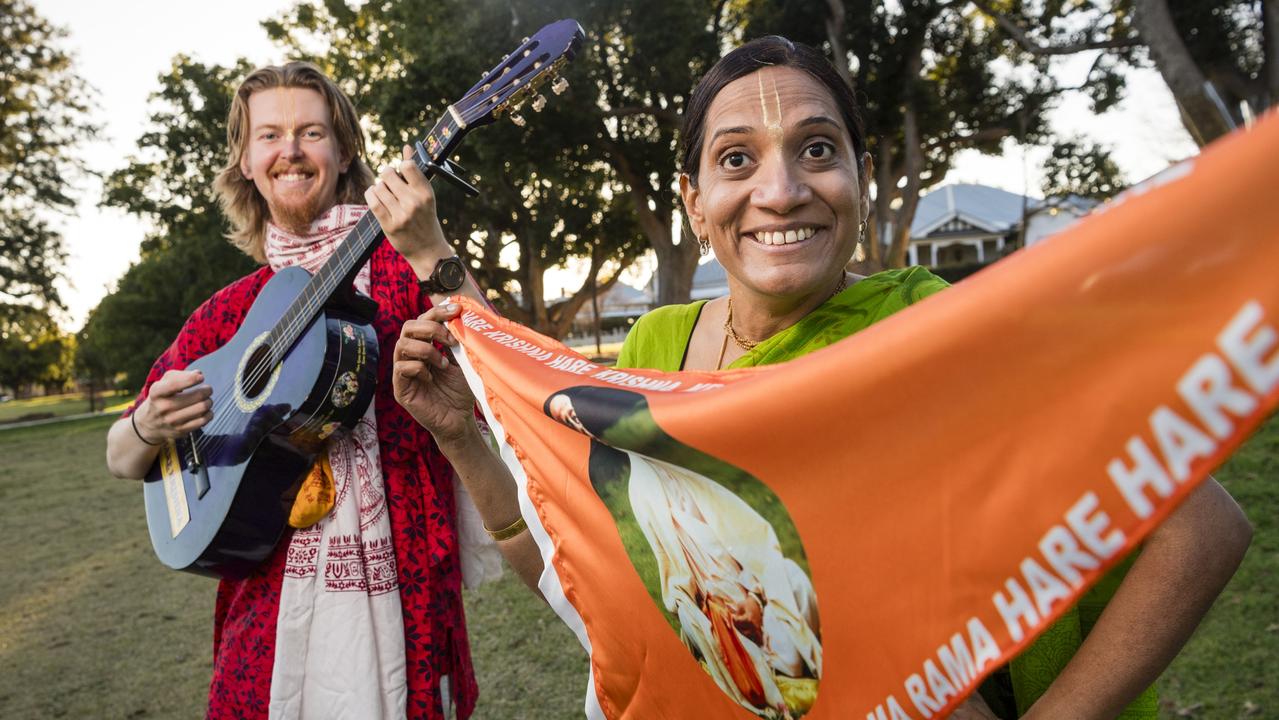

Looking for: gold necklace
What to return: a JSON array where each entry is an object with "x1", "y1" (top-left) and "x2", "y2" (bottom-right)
[
  {"x1": 722, "y1": 273, "x2": 848, "y2": 353},
  {"x1": 722, "y1": 298, "x2": 760, "y2": 352},
  {"x1": 715, "y1": 331, "x2": 730, "y2": 370}
]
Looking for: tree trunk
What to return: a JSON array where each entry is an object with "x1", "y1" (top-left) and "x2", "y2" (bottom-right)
[
  {"x1": 1132, "y1": 0, "x2": 1234, "y2": 145},
  {"x1": 600, "y1": 131, "x2": 696, "y2": 306},
  {"x1": 825, "y1": 0, "x2": 851, "y2": 88},
  {"x1": 591, "y1": 257, "x2": 602, "y2": 357},
  {"x1": 887, "y1": 106, "x2": 923, "y2": 268},
  {"x1": 871, "y1": 135, "x2": 896, "y2": 268},
  {"x1": 1265, "y1": 0, "x2": 1279, "y2": 111},
  {"x1": 652, "y1": 236, "x2": 700, "y2": 306},
  {"x1": 546, "y1": 250, "x2": 636, "y2": 340}
]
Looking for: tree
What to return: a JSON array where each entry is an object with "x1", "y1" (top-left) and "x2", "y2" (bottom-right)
[
  {"x1": 1132, "y1": 0, "x2": 1275, "y2": 144},
  {"x1": 1041, "y1": 137, "x2": 1126, "y2": 200},
  {"x1": 972, "y1": 0, "x2": 1275, "y2": 148},
  {"x1": 0, "y1": 0, "x2": 98, "y2": 309},
  {"x1": 725, "y1": 1, "x2": 1128, "y2": 271},
  {"x1": 88, "y1": 57, "x2": 258, "y2": 390},
  {"x1": 0, "y1": 304, "x2": 71, "y2": 397},
  {"x1": 75, "y1": 306, "x2": 113, "y2": 412},
  {"x1": 266, "y1": 0, "x2": 651, "y2": 334}
]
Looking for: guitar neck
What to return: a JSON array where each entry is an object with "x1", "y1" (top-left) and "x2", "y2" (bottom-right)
[{"x1": 264, "y1": 112, "x2": 467, "y2": 359}]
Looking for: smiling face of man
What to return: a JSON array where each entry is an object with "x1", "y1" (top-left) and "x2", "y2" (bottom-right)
[{"x1": 239, "y1": 87, "x2": 348, "y2": 233}]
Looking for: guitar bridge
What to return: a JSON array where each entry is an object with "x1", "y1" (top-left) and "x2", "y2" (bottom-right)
[{"x1": 184, "y1": 433, "x2": 211, "y2": 499}]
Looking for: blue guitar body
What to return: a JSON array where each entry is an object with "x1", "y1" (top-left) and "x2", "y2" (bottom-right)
[
  {"x1": 138, "y1": 18, "x2": 583, "y2": 578},
  {"x1": 142, "y1": 266, "x2": 378, "y2": 578}
]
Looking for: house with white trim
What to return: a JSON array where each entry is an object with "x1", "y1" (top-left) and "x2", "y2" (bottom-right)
[
  {"x1": 907, "y1": 184, "x2": 1027, "y2": 268},
  {"x1": 907, "y1": 183, "x2": 1097, "y2": 272}
]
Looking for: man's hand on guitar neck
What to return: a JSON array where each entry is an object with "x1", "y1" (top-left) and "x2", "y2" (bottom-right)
[
  {"x1": 364, "y1": 145, "x2": 486, "y2": 306},
  {"x1": 106, "y1": 369, "x2": 212, "y2": 480}
]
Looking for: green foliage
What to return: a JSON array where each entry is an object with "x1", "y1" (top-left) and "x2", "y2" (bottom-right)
[
  {"x1": 0, "y1": 389, "x2": 127, "y2": 422},
  {"x1": 85, "y1": 58, "x2": 258, "y2": 390},
  {"x1": 1156, "y1": 415, "x2": 1279, "y2": 717},
  {"x1": 974, "y1": 1, "x2": 1274, "y2": 145},
  {"x1": 1166, "y1": 0, "x2": 1272, "y2": 125},
  {"x1": 3, "y1": 410, "x2": 1276, "y2": 717},
  {"x1": 1041, "y1": 137, "x2": 1127, "y2": 200},
  {"x1": 270, "y1": 0, "x2": 722, "y2": 309},
  {"x1": 739, "y1": 1, "x2": 1136, "y2": 267},
  {"x1": 0, "y1": 0, "x2": 99, "y2": 308},
  {"x1": 0, "y1": 303, "x2": 73, "y2": 395},
  {"x1": 0, "y1": 416, "x2": 588, "y2": 719},
  {"x1": 268, "y1": 0, "x2": 657, "y2": 333}
]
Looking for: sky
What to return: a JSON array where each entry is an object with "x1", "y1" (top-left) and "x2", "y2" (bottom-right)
[
  {"x1": 37, "y1": 0, "x2": 296, "y2": 329},
  {"x1": 36, "y1": 1, "x2": 1199, "y2": 330}
]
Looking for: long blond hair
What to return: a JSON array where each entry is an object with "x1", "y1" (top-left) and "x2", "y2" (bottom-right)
[{"x1": 213, "y1": 61, "x2": 374, "y2": 262}]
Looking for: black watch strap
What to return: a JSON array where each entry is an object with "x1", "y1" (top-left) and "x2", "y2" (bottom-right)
[{"x1": 419, "y1": 255, "x2": 466, "y2": 294}]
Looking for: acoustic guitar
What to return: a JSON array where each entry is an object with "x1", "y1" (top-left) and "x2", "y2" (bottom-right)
[{"x1": 143, "y1": 19, "x2": 585, "y2": 578}]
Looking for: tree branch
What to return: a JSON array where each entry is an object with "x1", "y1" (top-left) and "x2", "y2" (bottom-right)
[
  {"x1": 969, "y1": 0, "x2": 1141, "y2": 56},
  {"x1": 597, "y1": 131, "x2": 670, "y2": 249}
]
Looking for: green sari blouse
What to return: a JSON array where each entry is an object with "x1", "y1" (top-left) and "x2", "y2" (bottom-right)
[{"x1": 614, "y1": 265, "x2": 1157, "y2": 718}]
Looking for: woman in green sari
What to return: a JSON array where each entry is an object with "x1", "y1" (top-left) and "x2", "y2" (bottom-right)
[
  {"x1": 609, "y1": 36, "x2": 1251, "y2": 719},
  {"x1": 391, "y1": 36, "x2": 1252, "y2": 719}
]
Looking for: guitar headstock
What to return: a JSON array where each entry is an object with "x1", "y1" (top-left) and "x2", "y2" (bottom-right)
[{"x1": 453, "y1": 19, "x2": 585, "y2": 130}]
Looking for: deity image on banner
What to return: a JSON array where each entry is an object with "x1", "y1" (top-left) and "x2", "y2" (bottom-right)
[{"x1": 544, "y1": 386, "x2": 822, "y2": 719}]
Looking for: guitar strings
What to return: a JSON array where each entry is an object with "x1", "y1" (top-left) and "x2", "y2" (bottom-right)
[
  {"x1": 190, "y1": 221, "x2": 388, "y2": 461},
  {"x1": 182, "y1": 81, "x2": 533, "y2": 465}
]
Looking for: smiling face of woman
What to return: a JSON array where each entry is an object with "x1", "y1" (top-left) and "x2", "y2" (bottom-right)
[{"x1": 681, "y1": 66, "x2": 869, "y2": 302}]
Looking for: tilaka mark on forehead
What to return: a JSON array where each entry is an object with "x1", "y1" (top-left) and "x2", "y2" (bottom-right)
[
  {"x1": 757, "y1": 73, "x2": 784, "y2": 147},
  {"x1": 282, "y1": 87, "x2": 298, "y2": 142}
]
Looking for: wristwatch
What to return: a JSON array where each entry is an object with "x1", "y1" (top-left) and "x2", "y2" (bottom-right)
[{"x1": 419, "y1": 255, "x2": 467, "y2": 294}]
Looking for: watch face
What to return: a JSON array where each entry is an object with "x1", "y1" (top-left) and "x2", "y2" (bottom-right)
[{"x1": 439, "y1": 258, "x2": 466, "y2": 290}]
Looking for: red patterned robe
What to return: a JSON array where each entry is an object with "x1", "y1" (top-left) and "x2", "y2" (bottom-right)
[{"x1": 129, "y1": 240, "x2": 477, "y2": 719}]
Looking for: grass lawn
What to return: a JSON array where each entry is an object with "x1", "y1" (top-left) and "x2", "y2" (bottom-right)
[
  {"x1": 0, "y1": 414, "x2": 1273, "y2": 718},
  {"x1": 0, "y1": 415, "x2": 586, "y2": 719},
  {"x1": 0, "y1": 390, "x2": 130, "y2": 423}
]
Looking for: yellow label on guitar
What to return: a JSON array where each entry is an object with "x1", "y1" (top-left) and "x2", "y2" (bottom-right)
[{"x1": 159, "y1": 441, "x2": 189, "y2": 538}]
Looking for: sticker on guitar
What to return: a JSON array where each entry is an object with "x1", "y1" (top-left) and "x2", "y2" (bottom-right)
[{"x1": 159, "y1": 441, "x2": 189, "y2": 537}]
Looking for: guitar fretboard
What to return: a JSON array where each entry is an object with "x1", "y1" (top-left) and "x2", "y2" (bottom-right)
[{"x1": 261, "y1": 112, "x2": 466, "y2": 363}]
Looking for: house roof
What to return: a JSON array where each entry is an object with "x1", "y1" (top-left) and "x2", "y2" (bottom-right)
[
  {"x1": 910, "y1": 183, "x2": 1034, "y2": 237},
  {"x1": 599, "y1": 282, "x2": 650, "y2": 308},
  {"x1": 693, "y1": 258, "x2": 727, "y2": 289},
  {"x1": 1034, "y1": 194, "x2": 1100, "y2": 215}
]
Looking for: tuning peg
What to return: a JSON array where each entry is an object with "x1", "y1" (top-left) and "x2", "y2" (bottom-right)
[
  {"x1": 531, "y1": 94, "x2": 547, "y2": 112},
  {"x1": 552, "y1": 76, "x2": 569, "y2": 95},
  {"x1": 510, "y1": 113, "x2": 526, "y2": 127}
]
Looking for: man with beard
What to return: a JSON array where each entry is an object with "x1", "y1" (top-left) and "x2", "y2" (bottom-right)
[{"x1": 105, "y1": 61, "x2": 535, "y2": 720}]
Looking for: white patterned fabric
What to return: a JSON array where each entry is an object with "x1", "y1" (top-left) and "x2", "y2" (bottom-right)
[{"x1": 263, "y1": 204, "x2": 408, "y2": 720}]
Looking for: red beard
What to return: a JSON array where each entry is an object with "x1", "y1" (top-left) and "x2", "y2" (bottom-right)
[{"x1": 267, "y1": 161, "x2": 328, "y2": 233}]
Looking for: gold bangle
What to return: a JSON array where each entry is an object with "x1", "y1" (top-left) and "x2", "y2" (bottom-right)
[{"x1": 485, "y1": 514, "x2": 528, "y2": 542}]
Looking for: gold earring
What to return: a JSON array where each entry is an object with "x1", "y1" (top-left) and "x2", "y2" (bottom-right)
[{"x1": 853, "y1": 221, "x2": 867, "y2": 263}]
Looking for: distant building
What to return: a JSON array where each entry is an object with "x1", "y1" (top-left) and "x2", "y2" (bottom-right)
[
  {"x1": 691, "y1": 257, "x2": 729, "y2": 300},
  {"x1": 1024, "y1": 195, "x2": 1098, "y2": 248},
  {"x1": 640, "y1": 256, "x2": 731, "y2": 305},
  {"x1": 906, "y1": 183, "x2": 1098, "y2": 276},
  {"x1": 571, "y1": 281, "x2": 653, "y2": 336}
]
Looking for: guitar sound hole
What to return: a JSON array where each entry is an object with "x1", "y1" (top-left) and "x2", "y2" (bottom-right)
[{"x1": 242, "y1": 344, "x2": 276, "y2": 399}]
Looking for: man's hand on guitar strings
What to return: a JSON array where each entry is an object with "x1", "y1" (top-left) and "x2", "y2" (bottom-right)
[
  {"x1": 365, "y1": 144, "x2": 452, "y2": 273},
  {"x1": 138, "y1": 369, "x2": 213, "y2": 443}
]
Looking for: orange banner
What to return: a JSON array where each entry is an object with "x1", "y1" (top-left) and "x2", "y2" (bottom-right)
[{"x1": 449, "y1": 114, "x2": 1279, "y2": 719}]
